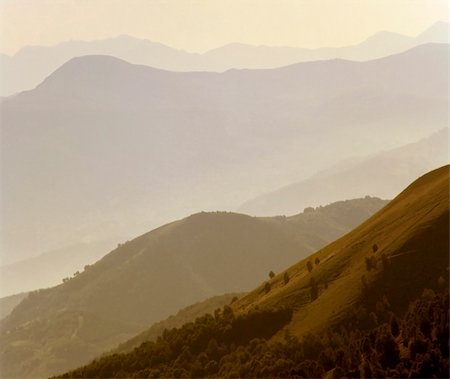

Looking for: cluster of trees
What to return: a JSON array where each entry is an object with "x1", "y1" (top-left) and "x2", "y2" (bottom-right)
[
  {"x1": 263, "y1": 270, "x2": 290, "y2": 294},
  {"x1": 57, "y1": 288, "x2": 448, "y2": 378},
  {"x1": 62, "y1": 265, "x2": 94, "y2": 283},
  {"x1": 306, "y1": 257, "x2": 320, "y2": 273}
]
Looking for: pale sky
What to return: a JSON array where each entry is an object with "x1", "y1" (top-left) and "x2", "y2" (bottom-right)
[{"x1": 0, "y1": 0, "x2": 448, "y2": 55}]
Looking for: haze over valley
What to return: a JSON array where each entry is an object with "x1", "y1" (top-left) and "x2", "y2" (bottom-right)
[
  {"x1": 0, "y1": 2, "x2": 449, "y2": 378},
  {"x1": 2, "y1": 43, "x2": 448, "y2": 268}
]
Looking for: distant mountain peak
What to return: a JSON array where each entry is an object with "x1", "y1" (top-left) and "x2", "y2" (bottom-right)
[
  {"x1": 38, "y1": 54, "x2": 132, "y2": 83},
  {"x1": 417, "y1": 20, "x2": 449, "y2": 41},
  {"x1": 363, "y1": 30, "x2": 411, "y2": 42}
]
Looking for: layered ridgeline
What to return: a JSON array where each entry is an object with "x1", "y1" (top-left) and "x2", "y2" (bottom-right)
[
  {"x1": 240, "y1": 128, "x2": 449, "y2": 216},
  {"x1": 58, "y1": 166, "x2": 449, "y2": 378},
  {"x1": 0, "y1": 197, "x2": 386, "y2": 378},
  {"x1": 1, "y1": 128, "x2": 446, "y2": 299},
  {"x1": 0, "y1": 292, "x2": 28, "y2": 321},
  {"x1": 0, "y1": 239, "x2": 117, "y2": 298},
  {"x1": 0, "y1": 21, "x2": 447, "y2": 96},
  {"x1": 2, "y1": 43, "x2": 448, "y2": 266}
]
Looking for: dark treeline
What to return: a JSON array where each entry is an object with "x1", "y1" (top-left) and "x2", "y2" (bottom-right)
[{"x1": 57, "y1": 289, "x2": 449, "y2": 378}]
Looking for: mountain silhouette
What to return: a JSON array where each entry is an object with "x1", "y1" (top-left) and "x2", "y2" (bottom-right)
[
  {"x1": 0, "y1": 21, "x2": 447, "y2": 96},
  {"x1": 239, "y1": 128, "x2": 449, "y2": 216},
  {"x1": 2, "y1": 44, "x2": 447, "y2": 265}
]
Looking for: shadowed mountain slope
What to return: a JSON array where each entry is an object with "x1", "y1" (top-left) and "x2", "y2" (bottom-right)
[
  {"x1": 0, "y1": 197, "x2": 386, "y2": 378},
  {"x1": 57, "y1": 166, "x2": 449, "y2": 378},
  {"x1": 110, "y1": 293, "x2": 243, "y2": 355},
  {"x1": 2, "y1": 44, "x2": 447, "y2": 266},
  {"x1": 239, "y1": 128, "x2": 449, "y2": 216}
]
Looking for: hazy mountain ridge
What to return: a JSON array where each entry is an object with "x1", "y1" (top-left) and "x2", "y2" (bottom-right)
[
  {"x1": 56, "y1": 165, "x2": 449, "y2": 379},
  {"x1": 0, "y1": 240, "x2": 117, "y2": 297},
  {"x1": 0, "y1": 292, "x2": 28, "y2": 321},
  {"x1": 2, "y1": 43, "x2": 447, "y2": 265},
  {"x1": 239, "y1": 128, "x2": 449, "y2": 216},
  {"x1": 1, "y1": 4, "x2": 448, "y2": 379},
  {"x1": 0, "y1": 21, "x2": 447, "y2": 96},
  {"x1": 0, "y1": 197, "x2": 387, "y2": 378}
]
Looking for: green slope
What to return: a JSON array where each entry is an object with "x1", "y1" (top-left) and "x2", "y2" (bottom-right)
[
  {"x1": 57, "y1": 166, "x2": 448, "y2": 378},
  {"x1": 234, "y1": 166, "x2": 448, "y2": 339},
  {"x1": 0, "y1": 197, "x2": 386, "y2": 378}
]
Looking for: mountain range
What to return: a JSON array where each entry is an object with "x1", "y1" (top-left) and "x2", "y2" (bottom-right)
[
  {"x1": 2, "y1": 43, "x2": 447, "y2": 265},
  {"x1": 57, "y1": 165, "x2": 449, "y2": 378},
  {"x1": 0, "y1": 197, "x2": 387, "y2": 378},
  {"x1": 240, "y1": 128, "x2": 449, "y2": 216},
  {"x1": 60, "y1": 166, "x2": 450, "y2": 378},
  {"x1": 0, "y1": 21, "x2": 447, "y2": 96},
  {"x1": 0, "y1": 240, "x2": 117, "y2": 297},
  {"x1": 1, "y1": 14, "x2": 448, "y2": 379}
]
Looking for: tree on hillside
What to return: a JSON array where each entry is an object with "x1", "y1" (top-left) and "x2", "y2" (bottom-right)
[
  {"x1": 264, "y1": 282, "x2": 271, "y2": 294},
  {"x1": 390, "y1": 316, "x2": 400, "y2": 337},
  {"x1": 375, "y1": 328, "x2": 400, "y2": 368},
  {"x1": 58, "y1": 289, "x2": 449, "y2": 379},
  {"x1": 310, "y1": 277, "x2": 319, "y2": 301},
  {"x1": 315, "y1": 257, "x2": 320, "y2": 265},
  {"x1": 361, "y1": 275, "x2": 368, "y2": 291},
  {"x1": 365, "y1": 256, "x2": 376, "y2": 271},
  {"x1": 381, "y1": 253, "x2": 390, "y2": 269},
  {"x1": 283, "y1": 272, "x2": 290, "y2": 285},
  {"x1": 372, "y1": 244, "x2": 379, "y2": 253},
  {"x1": 269, "y1": 271, "x2": 275, "y2": 279}
]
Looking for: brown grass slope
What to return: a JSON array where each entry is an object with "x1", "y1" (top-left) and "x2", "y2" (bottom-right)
[
  {"x1": 0, "y1": 197, "x2": 386, "y2": 378},
  {"x1": 233, "y1": 165, "x2": 449, "y2": 340},
  {"x1": 53, "y1": 166, "x2": 449, "y2": 379}
]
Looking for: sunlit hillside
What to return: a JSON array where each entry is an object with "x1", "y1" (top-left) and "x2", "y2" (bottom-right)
[{"x1": 57, "y1": 166, "x2": 448, "y2": 378}]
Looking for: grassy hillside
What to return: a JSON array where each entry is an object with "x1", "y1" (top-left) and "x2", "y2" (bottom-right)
[
  {"x1": 58, "y1": 289, "x2": 449, "y2": 378},
  {"x1": 0, "y1": 197, "x2": 385, "y2": 378},
  {"x1": 57, "y1": 166, "x2": 449, "y2": 378},
  {"x1": 235, "y1": 166, "x2": 448, "y2": 337}
]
